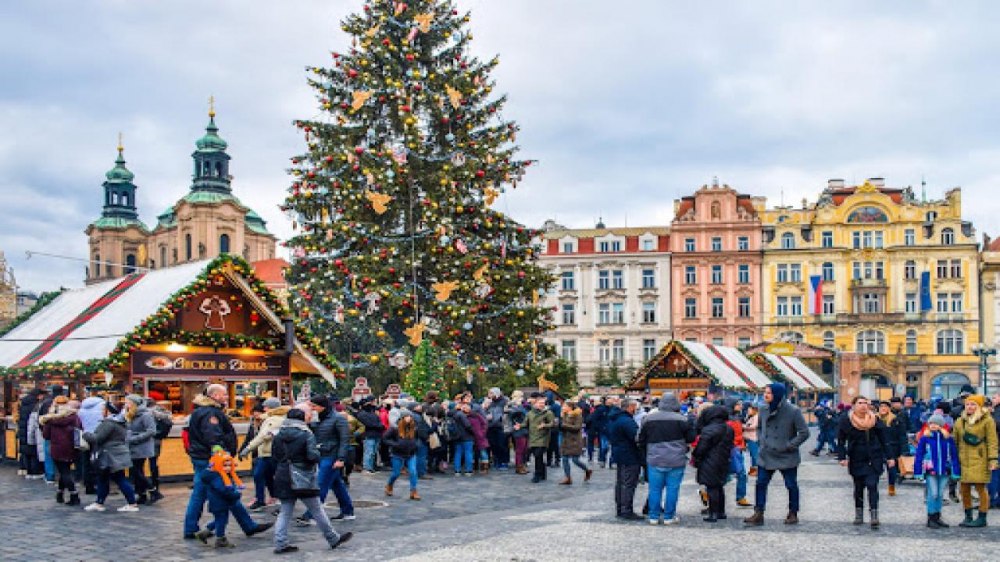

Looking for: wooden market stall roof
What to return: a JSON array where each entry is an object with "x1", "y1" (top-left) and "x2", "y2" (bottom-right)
[
  {"x1": 754, "y1": 353, "x2": 832, "y2": 391},
  {"x1": 627, "y1": 340, "x2": 773, "y2": 391},
  {"x1": 0, "y1": 255, "x2": 338, "y2": 386}
]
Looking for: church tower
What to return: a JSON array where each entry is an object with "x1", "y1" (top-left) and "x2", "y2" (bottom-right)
[
  {"x1": 85, "y1": 138, "x2": 149, "y2": 284},
  {"x1": 191, "y1": 101, "x2": 232, "y2": 195}
]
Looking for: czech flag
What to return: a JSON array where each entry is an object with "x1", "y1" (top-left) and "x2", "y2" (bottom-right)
[{"x1": 808, "y1": 275, "x2": 823, "y2": 314}]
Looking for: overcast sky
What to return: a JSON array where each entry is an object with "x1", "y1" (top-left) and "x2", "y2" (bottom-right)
[{"x1": 3, "y1": 0, "x2": 1000, "y2": 293}]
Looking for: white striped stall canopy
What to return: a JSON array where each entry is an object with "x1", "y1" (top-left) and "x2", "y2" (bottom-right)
[
  {"x1": 679, "y1": 341, "x2": 772, "y2": 391},
  {"x1": 761, "y1": 353, "x2": 832, "y2": 391}
]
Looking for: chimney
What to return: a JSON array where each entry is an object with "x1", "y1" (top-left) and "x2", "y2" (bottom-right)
[
  {"x1": 828, "y1": 179, "x2": 845, "y2": 189},
  {"x1": 868, "y1": 177, "x2": 885, "y2": 187}
]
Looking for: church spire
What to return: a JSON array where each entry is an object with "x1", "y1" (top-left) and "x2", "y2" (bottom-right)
[
  {"x1": 191, "y1": 97, "x2": 232, "y2": 194},
  {"x1": 100, "y1": 134, "x2": 139, "y2": 221}
]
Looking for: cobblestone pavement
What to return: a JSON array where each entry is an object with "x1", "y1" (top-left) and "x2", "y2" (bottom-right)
[{"x1": 1, "y1": 437, "x2": 998, "y2": 561}]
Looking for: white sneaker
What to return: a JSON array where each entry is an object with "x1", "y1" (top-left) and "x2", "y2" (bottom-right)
[
  {"x1": 664, "y1": 517, "x2": 680, "y2": 526},
  {"x1": 117, "y1": 504, "x2": 139, "y2": 512},
  {"x1": 84, "y1": 503, "x2": 106, "y2": 512},
  {"x1": 648, "y1": 519, "x2": 660, "y2": 525}
]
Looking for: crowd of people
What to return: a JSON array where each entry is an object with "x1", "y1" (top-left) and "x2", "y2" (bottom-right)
[{"x1": 9, "y1": 381, "x2": 1000, "y2": 554}]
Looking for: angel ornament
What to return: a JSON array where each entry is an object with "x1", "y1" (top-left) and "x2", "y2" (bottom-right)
[
  {"x1": 199, "y1": 295, "x2": 232, "y2": 331},
  {"x1": 364, "y1": 292, "x2": 381, "y2": 315}
]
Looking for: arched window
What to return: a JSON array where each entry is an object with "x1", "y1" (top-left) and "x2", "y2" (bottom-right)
[
  {"x1": 159, "y1": 245, "x2": 166, "y2": 268},
  {"x1": 856, "y1": 330, "x2": 885, "y2": 354},
  {"x1": 94, "y1": 254, "x2": 101, "y2": 277},
  {"x1": 941, "y1": 228, "x2": 955, "y2": 245},
  {"x1": 215, "y1": 162, "x2": 224, "y2": 177},
  {"x1": 185, "y1": 233, "x2": 193, "y2": 261},
  {"x1": 823, "y1": 331, "x2": 836, "y2": 350},
  {"x1": 781, "y1": 232, "x2": 796, "y2": 249},
  {"x1": 906, "y1": 330, "x2": 917, "y2": 354},
  {"x1": 124, "y1": 254, "x2": 136, "y2": 275},
  {"x1": 220, "y1": 233, "x2": 230, "y2": 254},
  {"x1": 111, "y1": 192, "x2": 119, "y2": 205},
  {"x1": 937, "y1": 330, "x2": 964, "y2": 355},
  {"x1": 779, "y1": 331, "x2": 804, "y2": 344},
  {"x1": 822, "y1": 262, "x2": 835, "y2": 282}
]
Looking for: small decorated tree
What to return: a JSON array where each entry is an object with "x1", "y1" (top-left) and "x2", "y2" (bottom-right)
[{"x1": 402, "y1": 339, "x2": 445, "y2": 397}]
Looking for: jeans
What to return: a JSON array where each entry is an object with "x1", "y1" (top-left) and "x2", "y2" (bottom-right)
[
  {"x1": 131, "y1": 458, "x2": 150, "y2": 498},
  {"x1": 415, "y1": 441, "x2": 428, "y2": 477},
  {"x1": 389, "y1": 455, "x2": 418, "y2": 491},
  {"x1": 925, "y1": 474, "x2": 949, "y2": 514},
  {"x1": 97, "y1": 469, "x2": 136, "y2": 505},
  {"x1": 209, "y1": 510, "x2": 229, "y2": 537},
  {"x1": 813, "y1": 428, "x2": 836, "y2": 453},
  {"x1": 183, "y1": 458, "x2": 210, "y2": 535},
  {"x1": 853, "y1": 473, "x2": 880, "y2": 510},
  {"x1": 43, "y1": 440, "x2": 55, "y2": 481},
  {"x1": 988, "y1": 469, "x2": 1000, "y2": 507},
  {"x1": 733, "y1": 453, "x2": 747, "y2": 500},
  {"x1": 562, "y1": 455, "x2": 588, "y2": 478},
  {"x1": 746, "y1": 440, "x2": 759, "y2": 468},
  {"x1": 314, "y1": 456, "x2": 354, "y2": 517},
  {"x1": 454, "y1": 440, "x2": 474, "y2": 473},
  {"x1": 598, "y1": 435, "x2": 610, "y2": 464},
  {"x1": 647, "y1": 465, "x2": 685, "y2": 520},
  {"x1": 530, "y1": 446, "x2": 547, "y2": 480},
  {"x1": 207, "y1": 501, "x2": 259, "y2": 535},
  {"x1": 887, "y1": 463, "x2": 900, "y2": 486},
  {"x1": 363, "y1": 438, "x2": 380, "y2": 471},
  {"x1": 615, "y1": 464, "x2": 641, "y2": 516},
  {"x1": 487, "y1": 426, "x2": 509, "y2": 466},
  {"x1": 754, "y1": 467, "x2": 800, "y2": 513},
  {"x1": 253, "y1": 456, "x2": 276, "y2": 504},
  {"x1": 274, "y1": 497, "x2": 340, "y2": 551},
  {"x1": 546, "y1": 431, "x2": 561, "y2": 465},
  {"x1": 149, "y1": 454, "x2": 161, "y2": 491},
  {"x1": 55, "y1": 460, "x2": 77, "y2": 493}
]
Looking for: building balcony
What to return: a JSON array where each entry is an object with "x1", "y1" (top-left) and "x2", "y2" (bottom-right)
[
  {"x1": 838, "y1": 312, "x2": 906, "y2": 323},
  {"x1": 850, "y1": 278, "x2": 887, "y2": 289},
  {"x1": 774, "y1": 316, "x2": 805, "y2": 325}
]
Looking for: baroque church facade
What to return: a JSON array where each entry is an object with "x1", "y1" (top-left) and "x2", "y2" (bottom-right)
[{"x1": 85, "y1": 108, "x2": 276, "y2": 284}]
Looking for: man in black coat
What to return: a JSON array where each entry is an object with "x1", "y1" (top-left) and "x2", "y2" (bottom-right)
[
  {"x1": 608, "y1": 399, "x2": 642, "y2": 520},
  {"x1": 302, "y1": 396, "x2": 354, "y2": 524},
  {"x1": 183, "y1": 384, "x2": 238, "y2": 539}
]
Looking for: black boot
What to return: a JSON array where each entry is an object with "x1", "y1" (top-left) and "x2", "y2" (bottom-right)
[
  {"x1": 703, "y1": 512, "x2": 718, "y2": 523},
  {"x1": 136, "y1": 494, "x2": 148, "y2": 505},
  {"x1": 56, "y1": 491, "x2": 65, "y2": 504},
  {"x1": 853, "y1": 507, "x2": 863, "y2": 525},
  {"x1": 870, "y1": 509, "x2": 879, "y2": 529},
  {"x1": 148, "y1": 490, "x2": 164, "y2": 504},
  {"x1": 935, "y1": 513, "x2": 950, "y2": 528},
  {"x1": 960, "y1": 508, "x2": 975, "y2": 527},
  {"x1": 66, "y1": 493, "x2": 81, "y2": 506}
]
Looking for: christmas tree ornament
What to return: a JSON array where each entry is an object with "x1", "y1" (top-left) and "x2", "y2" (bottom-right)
[{"x1": 365, "y1": 190, "x2": 393, "y2": 214}]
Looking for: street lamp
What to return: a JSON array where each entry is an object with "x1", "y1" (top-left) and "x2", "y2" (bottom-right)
[{"x1": 971, "y1": 343, "x2": 996, "y2": 396}]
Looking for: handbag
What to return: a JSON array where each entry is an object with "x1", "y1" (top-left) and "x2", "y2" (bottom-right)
[
  {"x1": 74, "y1": 427, "x2": 90, "y2": 452},
  {"x1": 962, "y1": 432, "x2": 982, "y2": 447},
  {"x1": 288, "y1": 462, "x2": 319, "y2": 493}
]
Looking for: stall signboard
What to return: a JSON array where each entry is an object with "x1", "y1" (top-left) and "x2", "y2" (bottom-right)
[
  {"x1": 385, "y1": 383, "x2": 402, "y2": 399},
  {"x1": 647, "y1": 377, "x2": 712, "y2": 390},
  {"x1": 132, "y1": 350, "x2": 289, "y2": 378},
  {"x1": 352, "y1": 377, "x2": 372, "y2": 402}
]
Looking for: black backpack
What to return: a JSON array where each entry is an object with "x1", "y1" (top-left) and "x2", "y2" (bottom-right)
[{"x1": 154, "y1": 416, "x2": 173, "y2": 440}]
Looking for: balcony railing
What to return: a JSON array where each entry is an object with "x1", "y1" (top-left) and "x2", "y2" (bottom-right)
[{"x1": 850, "y1": 278, "x2": 888, "y2": 289}]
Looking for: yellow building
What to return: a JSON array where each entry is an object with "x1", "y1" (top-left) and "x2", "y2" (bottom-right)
[{"x1": 760, "y1": 179, "x2": 980, "y2": 400}]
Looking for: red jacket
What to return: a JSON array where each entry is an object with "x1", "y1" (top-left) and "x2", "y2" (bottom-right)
[{"x1": 726, "y1": 420, "x2": 746, "y2": 450}]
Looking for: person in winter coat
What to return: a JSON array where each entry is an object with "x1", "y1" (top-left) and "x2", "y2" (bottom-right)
[
  {"x1": 694, "y1": 405, "x2": 735, "y2": 523},
  {"x1": 914, "y1": 413, "x2": 961, "y2": 528},
  {"x1": 83, "y1": 406, "x2": 138, "y2": 512},
  {"x1": 837, "y1": 396, "x2": 893, "y2": 529},
  {"x1": 545, "y1": 394, "x2": 563, "y2": 468},
  {"x1": 383, "y1": 416, "x2": 421, "y2": 500},
  {"x1": 300, "y1": 396, "x2": 354, "y2": 525},
  {"x1": 744, "y1": 383, "x2": 809, "y2": 527},
  {"x1": 77, "y1": 396, "x2": 106, "y2": 494},
  {"x1": 40, "y1": 396, "x2": 83, "y2": 505},
  {"x1": 637, "y1": 392, "x2": 696, "y2": 525},
  {"x1": 609, "y1": 399, "x2": 643, "y2": 520},
  {"x1": 525, "y1": 396, "x2": 556, "y2": 483},
  {"x1": 467, "y1": 404, "x2": 490, "y2": 474},
  {"x1": 507, "y1": 397, "x2": 530, "y2": 475},
  {"x1": 124, "y1": 394, "x2": 157, "y2": 505},
  {"x1": 724, "y1": 398, "x2": 751, "y2": 507},
  {"x1": 16, "y1": 389, "x2": 45, "y2": 478},
  {"x1": 449, "y1": 405, "x2": 476, "y2": 476},
  {"x1": 877, "y1": 401, "x2": 908, "y2": 497},
  {"x1": 271, "y1": 408, "x2": 352, "y2": 555},
  {"x1": 241, "y1": 398, "x2": 287, "y2": 510},
  {"x1": 194, "y1": 447, "x2": 273, "y2": 548},
  {"x1": 356, "y1": 400, "x2": 385, "y2": 474},
  {"x1": 587, "y1": 397, "x2": 610, "y2": 464},
  {"x1": 484, "y1": 388, "x2": 510, "y2": 469},
  {"x1": 26, "y1": 394, "x2": 46, "y2": 480},
  {"x1": 953, "y1": 394, "x2": 999, "y2": 528},
  {"x1": 558, "y1": 401, "x2": 590, "y2": 485},
  {"x1": 744, "y1": 404, "x2": 760, "y2": 476},
  {"x1": 184, "y1": 385, "x2": 238, "y2": 539},
  {"x1": 147, "y1": 399, "x2": 173, "y2": 503}
]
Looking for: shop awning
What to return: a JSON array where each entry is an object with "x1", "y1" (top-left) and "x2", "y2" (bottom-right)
[
  {"x1": 759, "y1": 353, "x2": 832, "y2": 391},
  {"x1": 680, "y1": 341, "x2": 773, "y2": 390}
]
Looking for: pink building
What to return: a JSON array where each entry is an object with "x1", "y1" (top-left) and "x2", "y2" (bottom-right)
[{"x1": 670, "y1": 184, "x2": 765, "y2": 347}]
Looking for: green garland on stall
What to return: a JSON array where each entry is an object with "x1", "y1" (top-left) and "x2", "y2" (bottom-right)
[{"x1": 0, "y1": 255, "x2": 339, "y2": 381}]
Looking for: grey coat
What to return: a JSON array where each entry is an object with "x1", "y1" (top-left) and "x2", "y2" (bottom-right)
[
  {"x1": 127, "y1": 407, "x2": 157, "y2": 459},
  {"x1": 486, "y1": 397, "x2": 508, "y2": 429},
  {"x1": 756, "y1": 401, "x2": 809, "y2": 470},
  {"x1": 86, "y1": 417, "x2": 132, "y2": 472}
]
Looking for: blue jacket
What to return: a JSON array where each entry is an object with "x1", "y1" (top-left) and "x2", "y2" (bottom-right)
[
  {"x1": 200, "y1": 470, "x2": 242, "y2": 513},
  {"x1": 607, "y1": 407, "x2": 641, "y2": 466},
  {"x1": 914, "y1": 430, "x2": 960, "y2": 478}
]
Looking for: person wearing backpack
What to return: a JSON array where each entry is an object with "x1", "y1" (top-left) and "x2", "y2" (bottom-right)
[{"x1": 40, "y1": 396, "x2": 83, "y2": 506}]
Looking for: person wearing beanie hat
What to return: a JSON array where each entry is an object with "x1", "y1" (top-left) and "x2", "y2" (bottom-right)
[
  {"x1": 744, "y1": 383, "x2": 808, "y2": 527},
  {"x1": 953, "y1": 394, "x2": 998, "y2": 527},
  {"x1": 915, "y1": 413, "x2": 961, "y2": 528},
  {"x1": 195, "y1": 446, "x2": 272, "y2": 548},
  {"x1": 241, "y1": 398, "x2": 290, "y2": 511},
  {"x1": 637, "y1": 392, "x2": 695, "y2": 524},
  {"x1": 299, "y1": 393, "x2": 355, "y2": 525}
]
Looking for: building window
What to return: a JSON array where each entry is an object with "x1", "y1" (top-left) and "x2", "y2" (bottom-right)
[
  {"x1": 220, "y1": 234, "x2": 230, "y2": 254},
  {"x1": 776, "y1": 296, "x2": 789, "y2": 317},
  {"x1": 562, "y1": 241, "x2": 575, "y2": 253},
  {"x1": 642, "y1": 302, "x2": 656, "y2": 323},
  {"x1": 856, "y1": 261, "x2": 884, "y2": 280},
  {"x1": 711, "y1": 265, "x2": 723, "y2": 284},
  {"x1": 904, "y1": 261, "x2": 916, "y2": 280},
  {"x1": 124, "y1": 254, "x2": 136, "y2": 275},
  {"x1": 598, "y1": 340, "x2": 611, "y2": 364},
  {"x1": 738, "y1": 297, "x2": 751, "y2": 317},
  {"x1": 685, "y1": 238, "x2": 695, "y2": 252},
  {"x1": 185, "y1": 233, "x2": 193, "y2": 261},
  {"x1": 561, "y1": 340, "x2": 577, "y2": 362},
  {"x1": 936, "y1": 260, "x2": 948, "y2": 279},
  {"x1": 821, "y1": 231, "x2": 834, "y2": 248},
  {"x1": 611, "y1": 302, "x2": 625, "y2": 324},
  {"x1": 941, "y1": 228, "x2": 955, "y2": 245},
  {"x1": 711, "y1": 237, "x2": 722, "y2": 252},
  {"x1": 94, "y1": 254, "x2": 101, "y2": 277},
  {"x1": 643, "y1": 339, "x2": 657, "y2": 361},
  {"x1": 905, "y1": 330, "x2": 917, "y2": 355},
  {"x1": 561, "y1": 304, "x2": 575, "y2": 325},
  {"x1": 738, "y1": 236, "x2": 749, "y2": 251},
  {"x1": 905, "y1": 293, "x2": 917, "y2": 313},
  {"x1": 612, "y1": 339, "x2": 625, "y2": 364},
  {"x1": 641, "y1": 269, "x2": 655, "y2": 288},
  {"x1": 711, "y1": 297, "x2": 724, "y2": 318},
  {"x1": 159, "y1": 246, "x2": 166, "y2": 269},
  {"x1": 738, "y1": 337, "x2": 752, "y2": 348},
  {"x1": 738, "y1": 264, "x2": 750, "y2": 284},
  {"x1": 781, "y1": 232, "x2": 796, "y2": 249},
  {"x1": 950, "y1": 259, "x2": 962, "y2": 278},
  {"x1": 904, "y1": 229, "x2": 915, "y2": 246},
  {"x1": 598, "y1": 240, "x2": 622, "y2": 253},
  {"x1": 822, "y1": 294, "x2": 835, "y2": 314},
  {"x1": 790, "y1": 296, "x2": 803, "y2": 316},
  {"x1": 823, "y1": 331, "x2": 836, "y2": 349},
  {"x1": 612, "y1": 270, "x2": 624, "y2": 289},
  {"x1": 862, "y1": 293, "x2": 882, "y2": 314},
  {"x1": 936, "y1": 293, "x2": 949, "y2": 313},
  {"x1": 561, "y1": 271, "x2": 575, "y2": 291},
  {"x1": 685, "y1": 266, "x2": 697, "y2": 285},
  {"x1": 856, "y1": 330, "x2": 885, "y2": 354},
  {"x1": 937, "y1": 329, "x2": 964, "y2": 354},
  {"x1": 685, "y1": 298, "x2": 697, "y2": 318},
  {"x1": 641, "y1": 238, "x2": 655, "y2": 251},
  {"x1": 712, "y1": 337, "x2": 725, "y2": 346},
  {"x1": 951, "y1": 293, "x2": 963, "y2": 313},
  {"x1": 780, "y1": 331, "x2": 804, "y2": 344},
  {"x1": 598, "y1": 270, "x2": 610, "y2": 289},
  {"x1": 598, "y1": 303, "x2": 611, "y2": 325},
  {"x1": 926, "y1": 211, "x2": 938, "y2": 222},
  {"x1": 790, "y1": 264, "x2": 802, "y2": 283},
  {"x1": 777, "y1": 264, "x2": 789, "y2": 283},
  {"x1": 822, "y1": 262, "x2": 835, "y2": 282}
]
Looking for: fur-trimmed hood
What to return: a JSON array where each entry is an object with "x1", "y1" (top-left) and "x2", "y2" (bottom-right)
[
  {"x1": 267, "y1": 406, "x2": 291, "y2": 418},
  {"x1": 40, "y1": 406, "x2": 76, "y2": 425},
  {"x1": 192, "y1": 394, "x2": 221, "y2": 408}
]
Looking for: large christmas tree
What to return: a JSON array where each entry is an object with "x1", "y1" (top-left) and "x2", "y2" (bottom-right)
[{"x1": 283, "y1": 0, "x2": 553, "y2": 386}]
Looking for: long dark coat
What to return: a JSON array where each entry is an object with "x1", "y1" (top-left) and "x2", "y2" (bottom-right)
[{"x1": 693, "y1": 406, "x2": 734, "y2": 487}]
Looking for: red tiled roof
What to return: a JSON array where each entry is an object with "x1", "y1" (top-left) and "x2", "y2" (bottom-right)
[
  {"x1": 989, "y1": 237, "x2": 1000, "y2": 252},
  {"x1": 251, "y1": 258, "x2": 289, "y2": 287}
]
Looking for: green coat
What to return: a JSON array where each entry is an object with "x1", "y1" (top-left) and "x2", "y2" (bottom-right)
[
  {"x1": 526, "y1": 408, "x2": 555, "y2": 449},
  {"x1": 560, "y1": 410, "x2": 585, "y2": 457},
  {"x1": 953, "y1": 410, "x2": 998, "y2": 484}
]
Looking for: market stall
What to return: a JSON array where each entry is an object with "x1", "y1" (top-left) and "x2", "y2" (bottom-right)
[{"x1": 626, "y1": 340, "x2": 773, "y2": 397}]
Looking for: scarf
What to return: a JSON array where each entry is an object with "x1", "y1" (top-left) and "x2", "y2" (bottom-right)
[
  {"x1": 849, "y1": 408, "x2": 877, "y2": 431},
  {"x1": 878, "y1": 411, "x2": 896, "y2": 426}
]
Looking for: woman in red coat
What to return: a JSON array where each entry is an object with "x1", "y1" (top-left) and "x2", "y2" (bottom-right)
[
  {"x1": 467, "y1": 404, "x2": 490, "y2": 473},
  {"x1": 40, "y1": 396, "x2": 83, "y2": 505}
]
